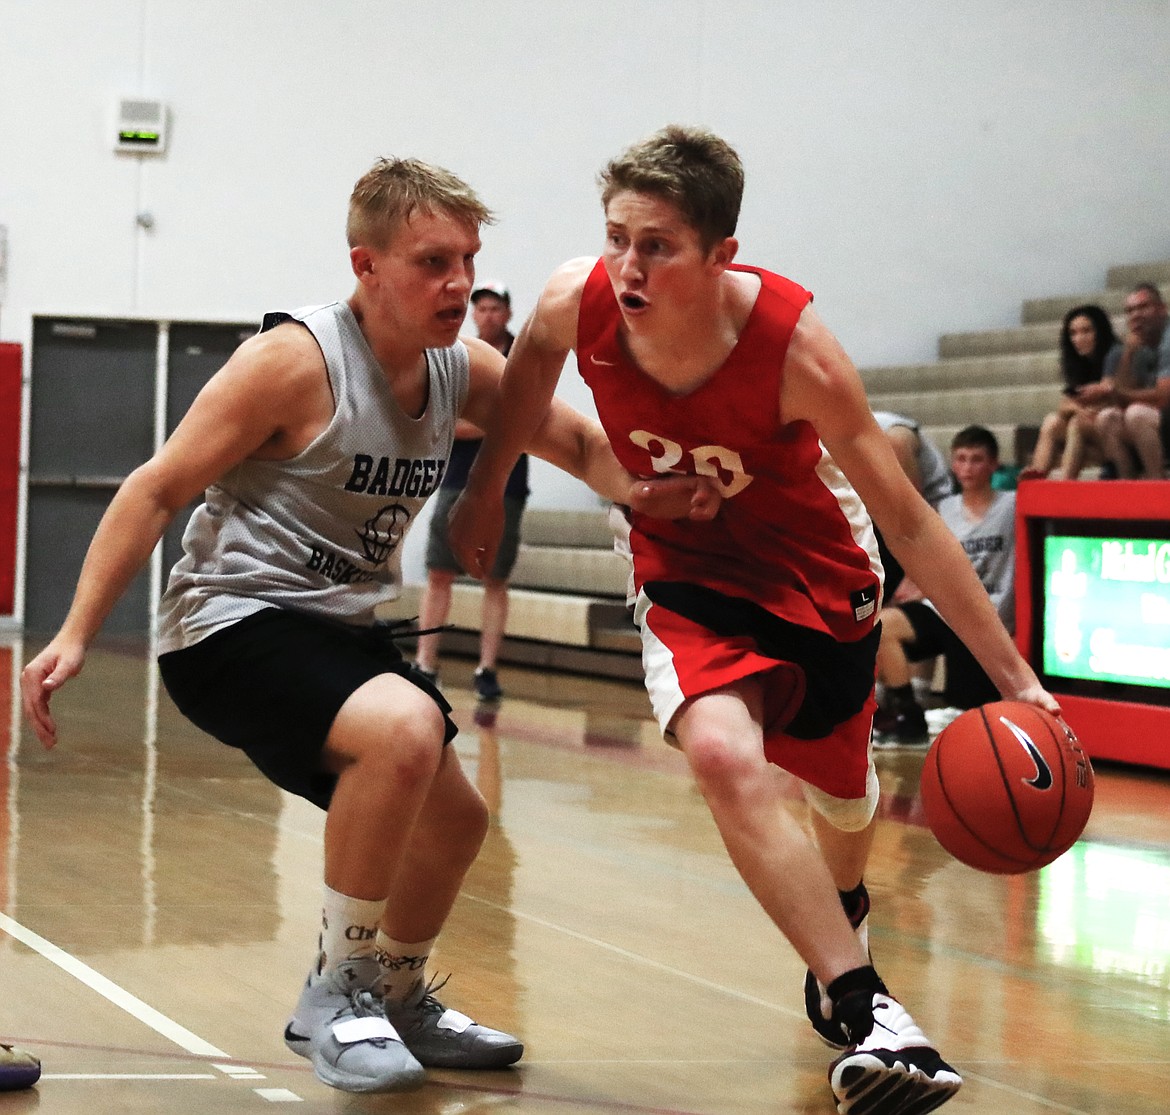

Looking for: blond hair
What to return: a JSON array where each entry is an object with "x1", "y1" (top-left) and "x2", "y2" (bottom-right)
[
  {"x1": 347, "y1": 157, "x2": 495, "y2": 249},
  {"x1": 598, "y1": 125, "x2": 744, "y2": 250}
]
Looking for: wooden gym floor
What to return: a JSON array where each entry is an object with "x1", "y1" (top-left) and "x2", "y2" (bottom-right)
[{"x1": 2, "y1": 635, "x2": 1170, "y2": 1114}]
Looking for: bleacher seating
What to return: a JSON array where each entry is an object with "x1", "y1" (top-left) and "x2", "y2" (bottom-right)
[
  {"x1": 385, "y1": 508, "x2": 642, "y2": 679},
  {"x1": 384, "y1": 259, "x2": 1170, "y2": 677},
  {"x1": 870, "y1": 260, "x2": 1170, "y2": 461}
]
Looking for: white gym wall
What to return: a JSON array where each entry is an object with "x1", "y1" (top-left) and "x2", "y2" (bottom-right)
[{"x1": 1, "y1": 0, "x2": 1167, "y2": 567}]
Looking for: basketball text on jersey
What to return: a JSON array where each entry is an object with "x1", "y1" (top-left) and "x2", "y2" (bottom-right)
[
  {"x1": 305, "y1": 547, "x2": 376, "y2": 584},
  {"x1": 344, "y1": 454, "x2": 447, "y2": 498}
]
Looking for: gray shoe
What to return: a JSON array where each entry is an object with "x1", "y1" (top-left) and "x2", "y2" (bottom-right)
[
  {"x1": 284, "y1": 958, "x2": 425, "y2": 1093},
  {"x1": 383, "y1": 975, "x2": 523, "y2": 1069}
]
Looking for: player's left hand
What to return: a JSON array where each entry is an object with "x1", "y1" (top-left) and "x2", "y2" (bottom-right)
[
  {"x1": 626, "y1": 474, "x2": 721, "y2": 521},
  {"x1": 1008, "y1": 682, "x2": 1062, "y2": 718}
]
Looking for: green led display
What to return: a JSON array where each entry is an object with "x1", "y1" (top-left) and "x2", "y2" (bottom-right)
[{"x1": 1043, "y1": 534, "x2": 1170, "y2": 689}]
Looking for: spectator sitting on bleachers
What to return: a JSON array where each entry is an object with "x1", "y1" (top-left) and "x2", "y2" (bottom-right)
[
  {"x1": 871, "y1": 412, "x2": 952, "y2": 602},
  {"x1": 1078, "y1": 282, "x2": 1170, "y2": 479},
  {"x1": 873, "y1": 426, "x2": 1014, "y2": 746},
  {"x1": 1020, "y1": 304, "x2": 1120, "y2": 480}
]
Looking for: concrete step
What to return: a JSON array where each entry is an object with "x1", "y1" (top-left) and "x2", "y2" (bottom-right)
[
  {"x1": 1106, "y1": 260, "x2": 1170, "y2": 289},
  {"x1": 1021, "y1": 282, "x2": 1170, "y2": 324},
  {"x1": 510, "y1": 542, "x2": 628, "y2": 598},
  {"x1": 522, "y1": 507, "x2": 613, "y2": 548},
  {"x1": 861, "y1": 351, "x2": 1059, "y2": 395},
  {"x1": 938, "y1": 314, "x2": 1129, "y2": 359},
  {"x1": 386, "y1": 582, "x2": 611, "y2": 648},
  {"x1": 867, "y1": 383, "x2": 1060, "y2": 428},
  {"x1": 937, "y1": 321, "x2": 1062, "y2": 360}
]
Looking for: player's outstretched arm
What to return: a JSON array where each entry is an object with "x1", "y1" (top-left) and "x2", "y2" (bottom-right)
[
  {"x1": 450, "y1": 259, "x2": 588, "y2": 578},
  {"x1": 782, "y1": 306, "x2": 1058, "y2": 715}
]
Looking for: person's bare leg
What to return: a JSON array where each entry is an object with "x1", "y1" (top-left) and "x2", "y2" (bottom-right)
[
  {"x1": 1058, "y1": 414, "x2": 1087, "y2": 479},
  {"x1": 809, "y1": 810, "x2": 876, "y2": 892},
  {"x1": 875, "y1": 607, "x2": 915, "y2": 688},
  {"x1": 381, "y1": 743, "x2": 489, "y2": 943},
  {"x1": 321, "y1": 674, "x2": 453, "y2": 901},
  {"x1": 415, "y1": 570, "x2": 455, "y2": 673},
  {"x1": 1096, "y1": 407, "x2": 1136, "y2": 478},
  {"x1": 1026, "y1": 411, "x2": 1067, "y2": 477},
  {"x1": 478, "y1": 578, "x2": 509, "y2": 671},
  {"x1": 1124, "y1": 404, "x2": 1165, "y2": 479},
  {"x1": 674, "y1": 682, "x2": 867, "y2": 985}
]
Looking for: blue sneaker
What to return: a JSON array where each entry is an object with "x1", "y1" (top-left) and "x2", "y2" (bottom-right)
[{"x1": 0, "y1": 1044, "x2": 41, "y2": 1091}]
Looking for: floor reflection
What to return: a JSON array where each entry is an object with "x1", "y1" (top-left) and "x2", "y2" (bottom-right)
[
  {"x1": 4, "y1": 643, "x2": 1170, "y2": 1114},
  {"x1": 4, "y1": 638, "x2": 283, "y2": 955}
]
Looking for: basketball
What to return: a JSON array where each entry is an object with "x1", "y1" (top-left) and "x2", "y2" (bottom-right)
[{"x1": 920, "y1": 700, "x2": 1094, "y2": 874}]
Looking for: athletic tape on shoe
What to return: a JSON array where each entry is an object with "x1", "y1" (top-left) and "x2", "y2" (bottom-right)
[
  {"x1": 437, "y1": 1009, "x2": 473, "y2": 1033},
  {"x1": 332, "y1": 1017, "x2": 401, "y2": 1044}
]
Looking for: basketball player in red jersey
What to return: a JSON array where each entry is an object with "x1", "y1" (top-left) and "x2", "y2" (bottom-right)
[{"x1": 450, "y1": 126, "x2": 1059, "y2": 1114}]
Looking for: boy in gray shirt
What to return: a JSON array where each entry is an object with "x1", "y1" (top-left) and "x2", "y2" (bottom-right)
[{"x1": 874, "y1": 425, "x2": 1015, "y2": 745}]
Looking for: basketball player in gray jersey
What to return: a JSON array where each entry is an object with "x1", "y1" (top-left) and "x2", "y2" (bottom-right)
[{"x1": 20, "y1": 157, "x2": 717, "y2": 1095}]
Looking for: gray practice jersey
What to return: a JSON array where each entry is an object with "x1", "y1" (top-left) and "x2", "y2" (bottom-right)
[
  {"x1": 157, "y1": 301, "x2": 469, "y2": 653},
  {"x1": 935, "y1": 489, "x2": 1017, "y2": 633}
]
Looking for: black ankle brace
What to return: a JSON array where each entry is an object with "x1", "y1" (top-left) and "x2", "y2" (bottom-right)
[
  {"x1": 838, "y1": 881, "x2": 870, "y2": 929},
  {"x1": 827, "y1": 964, "x2": 885, "y2": 1004},
  {"x1": 887, "y1": 683, "x2": 918, "y2": 711},
  {"x1": 826, "y1": 965, "x2": 888, "y2": 1044}
]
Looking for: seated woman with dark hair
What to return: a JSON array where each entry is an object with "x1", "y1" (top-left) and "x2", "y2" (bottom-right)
[{"x1": 1022, "y1": 303, "x2": 1121, "y2": 479}]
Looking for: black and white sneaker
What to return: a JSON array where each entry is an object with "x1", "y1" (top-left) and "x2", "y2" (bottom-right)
[{"x1": 829, "y1": 993, "x2": 962, "y2": 1114}]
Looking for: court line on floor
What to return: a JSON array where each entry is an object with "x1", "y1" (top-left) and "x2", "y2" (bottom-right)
[
  {"x1": 0, "y1": 911, "x2": 311, "y2": 1102},
  {"x1": 43, "y1": 1073, "x2": 218, "y2": 1081},
  {"x1": 460, "y1": 896, "x2": 1106, "y2": 1115},
  {"x1": 0, "y1": 910, "x2": 228, "y2": 1057}
]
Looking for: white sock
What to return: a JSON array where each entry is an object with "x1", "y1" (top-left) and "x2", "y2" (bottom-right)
[
  {"x1": 375, "y1": 929, "x2": 437, "y2": 1003},
  {"x1": 315, "y1": 884, "x2": 385, "y2": 977}
]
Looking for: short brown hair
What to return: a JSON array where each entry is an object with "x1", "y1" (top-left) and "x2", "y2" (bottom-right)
[
  {"x1": 347, "y1": 157, "x2": 495, "y2": 250},
  {"x1": 598, "y1": 125, "x2": 744, "y2": 250},
  {"x1": 951, "y1": 425, "x2": 999, "y2": 459}
]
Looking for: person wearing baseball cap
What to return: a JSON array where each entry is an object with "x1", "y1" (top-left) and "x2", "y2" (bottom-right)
[
  {"x1": 471, "y1": 280, "x2": 510, "y2": 306},
  {"x1": 415, "y1": 280, "x2": 528, "y2": 702}
]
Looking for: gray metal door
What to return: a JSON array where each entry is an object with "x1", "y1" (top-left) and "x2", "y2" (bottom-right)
[
  {"x1": 25, "y1": 318, "x2": 157, "y2": 636},
  {"x1": 161, "y1": 322, "x2": 256, "y2": 576}
]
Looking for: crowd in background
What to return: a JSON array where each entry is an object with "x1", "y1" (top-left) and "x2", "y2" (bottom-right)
[{"x1": 1021, "y1": 282, "x2": 1170, "y2": 482}]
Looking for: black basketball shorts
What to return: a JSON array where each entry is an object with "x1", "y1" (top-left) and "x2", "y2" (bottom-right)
[{"x1": 157, "y1": 607, "x2": 457, "y2": 810}]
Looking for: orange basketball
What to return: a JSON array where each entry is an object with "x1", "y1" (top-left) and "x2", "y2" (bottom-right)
[{"x1": 919, "y1": 700, "x2": 1094, "y2": 874}]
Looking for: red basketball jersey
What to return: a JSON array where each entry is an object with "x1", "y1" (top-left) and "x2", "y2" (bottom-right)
[{"x1": 576, "y1": 258, "x2": 882, "y2": 643}]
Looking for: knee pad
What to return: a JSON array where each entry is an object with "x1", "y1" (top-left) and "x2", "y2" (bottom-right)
[{"x1": 801, "y1": 762, "x2": 880, "y2": 832}]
